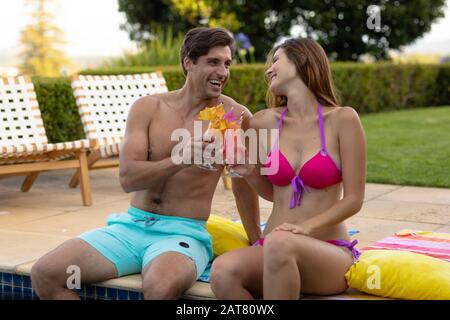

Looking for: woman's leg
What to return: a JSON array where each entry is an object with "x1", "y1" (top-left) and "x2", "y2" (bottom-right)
[
  {"x1": 210, "y1": 246, "x2": 263, "y2": 299},
  {"x1": 263, "y1": 231, "x2": 354, "y2": 300}
]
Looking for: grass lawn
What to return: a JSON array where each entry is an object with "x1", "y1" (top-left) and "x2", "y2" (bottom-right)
[{"x1": 361, "y1": 106, "x2": 450, "y2": 188}]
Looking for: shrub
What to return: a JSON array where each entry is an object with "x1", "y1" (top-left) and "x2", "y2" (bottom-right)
[
  {"x1": 32, "y1": 77, "x2": 84, "y2": 143},
  {"x1": 33, "y1": 63, "x2": 449, "y2": 142}
]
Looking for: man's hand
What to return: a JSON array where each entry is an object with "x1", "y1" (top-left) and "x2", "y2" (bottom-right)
[{"x1": 183, "y1": 135, "x2": 217, "y2": 168}]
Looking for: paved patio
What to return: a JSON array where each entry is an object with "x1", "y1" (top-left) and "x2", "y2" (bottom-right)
[{"x1": 0, "y1": 168, "x2": 449, "y2": 299}]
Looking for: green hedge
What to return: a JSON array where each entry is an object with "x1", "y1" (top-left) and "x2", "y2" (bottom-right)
[
  {"x1": 33, "y1": 63, "x2": 449, "y2": 142},
  {"x1": 79, "y1": 64, "x2": 269, "y2": 111},
  {"x1": 33, "y1": 77, "x2": 85, "y2": 142}
]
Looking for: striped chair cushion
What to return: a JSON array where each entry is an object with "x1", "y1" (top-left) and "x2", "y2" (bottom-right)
[
  {"x1": 71, "y1": 73, "x2": 168, "y2": 159},
  {"x1": 1, "y1": 76, "x2": 92, "y2": 165},
  {"x1": 0, "y1": 139, "x2": 90, "y2": 165},
  {"x1": 98, "y1": 141, "x2": 121, "y2": 158},
  {"x1": 0, "y1": 76, "x2": 48, "y2": 148}
]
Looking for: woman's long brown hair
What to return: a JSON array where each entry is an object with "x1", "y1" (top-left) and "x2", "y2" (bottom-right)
[{"x1": 265, "y1": 38, "x2": 340, "y2": 108}]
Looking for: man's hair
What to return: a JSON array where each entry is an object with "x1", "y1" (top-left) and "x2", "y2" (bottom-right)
[{"x1": 180, "y1": 27, "x2": 236, "y2": 76}]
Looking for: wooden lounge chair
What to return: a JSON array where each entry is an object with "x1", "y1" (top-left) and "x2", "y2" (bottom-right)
[
  {"x1": 0, "y1": 75, "x2": 92, "y2": 206},
  {"x1": 70, "y1": 72, "x2": 232, "y2": 190}
]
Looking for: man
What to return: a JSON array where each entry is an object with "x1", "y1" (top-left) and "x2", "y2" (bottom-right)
[{"x1": 30, "y1": 27, "x2": 260, "y2": 300}]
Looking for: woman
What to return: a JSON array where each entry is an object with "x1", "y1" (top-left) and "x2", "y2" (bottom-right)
[{"x1": 210, "y1": 38, "x2": 367, "y2": 300}]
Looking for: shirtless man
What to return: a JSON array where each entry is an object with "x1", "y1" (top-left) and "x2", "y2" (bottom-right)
[{"x1": 30, "y1": 27, "x2": 260, "y2": 300}]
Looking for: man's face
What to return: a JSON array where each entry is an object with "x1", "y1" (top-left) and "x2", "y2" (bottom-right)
[{"x1": 186, "y1": 46, "x2": 232, "y2": 99}]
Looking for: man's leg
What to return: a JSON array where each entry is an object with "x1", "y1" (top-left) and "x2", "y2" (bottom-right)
[
  {"x1": 141, "y1": 235, "x2": 210, "y2": 300},
  {"x1": 31, "y1": 222, "x2": 142, "y2": 300},
  {"x1": 31, "y1": 238, "x2": 118, "y2": 300},
  {"x1": 141, "y1": 252, "x2": 197, "y2": 300}
]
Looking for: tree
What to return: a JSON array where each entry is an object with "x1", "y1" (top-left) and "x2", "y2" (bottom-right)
[
  {"x1": 19, "y1": 0, "x2": 72, "y2": 76},
  {"x1": 118, "y1": 0, "x2": 447, "y2": 61},
  {"x1": 118, "y1": 0, "x2": 301, "y2": 60},
  {"x1": 118, "y1": 0, "x2": 190, "y2": 42},
  {"x1": 118, "y1": 0, "x2": 241, "y2": 41},
  {"x1": 221, "y1": 1, "x2": 302, "y2": 61},
  {"x1": 295, "y1": 0, "x2": 447, "y2": 61}
]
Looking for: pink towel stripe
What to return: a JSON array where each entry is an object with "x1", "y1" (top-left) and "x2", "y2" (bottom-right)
[
  {"x1": 379, "y1": 237, "x2": 450, "y2": 251},
  {"x1": 364, "y1": 242, "x2": 450, "y2": 256},
  {"x1": 363, "y1": 247, "x2": 450, "y2": 261},
  {"x1": 396, "y1": 234, "x2": 450, "y2": 243},
  {"x1": 361, "y1": 231, "x2": 450, "y2": 262}
]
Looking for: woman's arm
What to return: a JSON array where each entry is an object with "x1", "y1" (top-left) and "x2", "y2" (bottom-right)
[
  {"x1": 228, "y1": 111, "x2": 274, "y2": 201},
  {"x1": 240, "y1": 164, "x2": 274, "y2": 202},
  {"x1": 229, "y1": 104, "x2": 262, "y2": 244}
]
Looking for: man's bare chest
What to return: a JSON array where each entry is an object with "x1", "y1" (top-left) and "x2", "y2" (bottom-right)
[{"x1": 148, "y1": 117, "x2": 208, "y2": 161}]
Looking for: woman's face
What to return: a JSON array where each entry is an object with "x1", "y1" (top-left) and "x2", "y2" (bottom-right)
[{"x1": 265, "y1": 48, "x2": 299, "y2": 96}]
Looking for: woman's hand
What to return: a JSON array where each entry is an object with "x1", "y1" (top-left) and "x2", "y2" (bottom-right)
[
  {"x1": 226, "y1": 163, "x2": 255, "y2": 178},
  {"x1": 225, "y1": 143, "x2": 257, "y2": 178},
  {"x1": 273, "y1": 222, "x2": 313, "y2": 236}
]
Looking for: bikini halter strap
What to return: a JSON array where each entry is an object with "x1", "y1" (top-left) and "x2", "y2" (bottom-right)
[
  {"x1": 317, "y1": 103, "x2": 327, "y2": 154},
  {"x1": 272, "y1": 104, "x2": 326, "y2": 153},
  {"x1": 271, "y1": 107, "x2": 289, "y2": 152}
]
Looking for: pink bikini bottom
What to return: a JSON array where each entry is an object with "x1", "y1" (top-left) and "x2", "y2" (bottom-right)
[{"x1": 252, "y1": 237, "x2": 361, "y2": 262}]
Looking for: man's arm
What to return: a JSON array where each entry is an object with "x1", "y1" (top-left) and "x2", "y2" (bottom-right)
[
  {"x1": 231, "y1": 105, "x2": 261, "y2": 244},
  {"x1": 119, "y1": 97, "x2": 184, "y2": 193}
]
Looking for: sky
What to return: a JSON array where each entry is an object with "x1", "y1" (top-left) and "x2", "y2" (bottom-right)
[
  {"x1": 0, "y1": 0, "x2": 449, "y2": 63},
  {"x1": 0, "y1": 0, "x2": 136, "y2": 58},
  {"x1": 403, "y1": 1, "x2": 450, "y2": 54}
]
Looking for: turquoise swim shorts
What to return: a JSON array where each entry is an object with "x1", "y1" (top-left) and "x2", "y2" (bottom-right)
[{"x1": 78, "y1": 206, "x2": 213, "y2": 279}]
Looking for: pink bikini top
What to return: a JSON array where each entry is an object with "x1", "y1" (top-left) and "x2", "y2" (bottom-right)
[{"x1": 265, "y1": 103, "x2": 342, "y2": 208}]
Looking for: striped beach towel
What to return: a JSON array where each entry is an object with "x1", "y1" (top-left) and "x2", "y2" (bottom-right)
[{"x1": 362, "y1": 230, "x2": 450, "y2": 262}]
